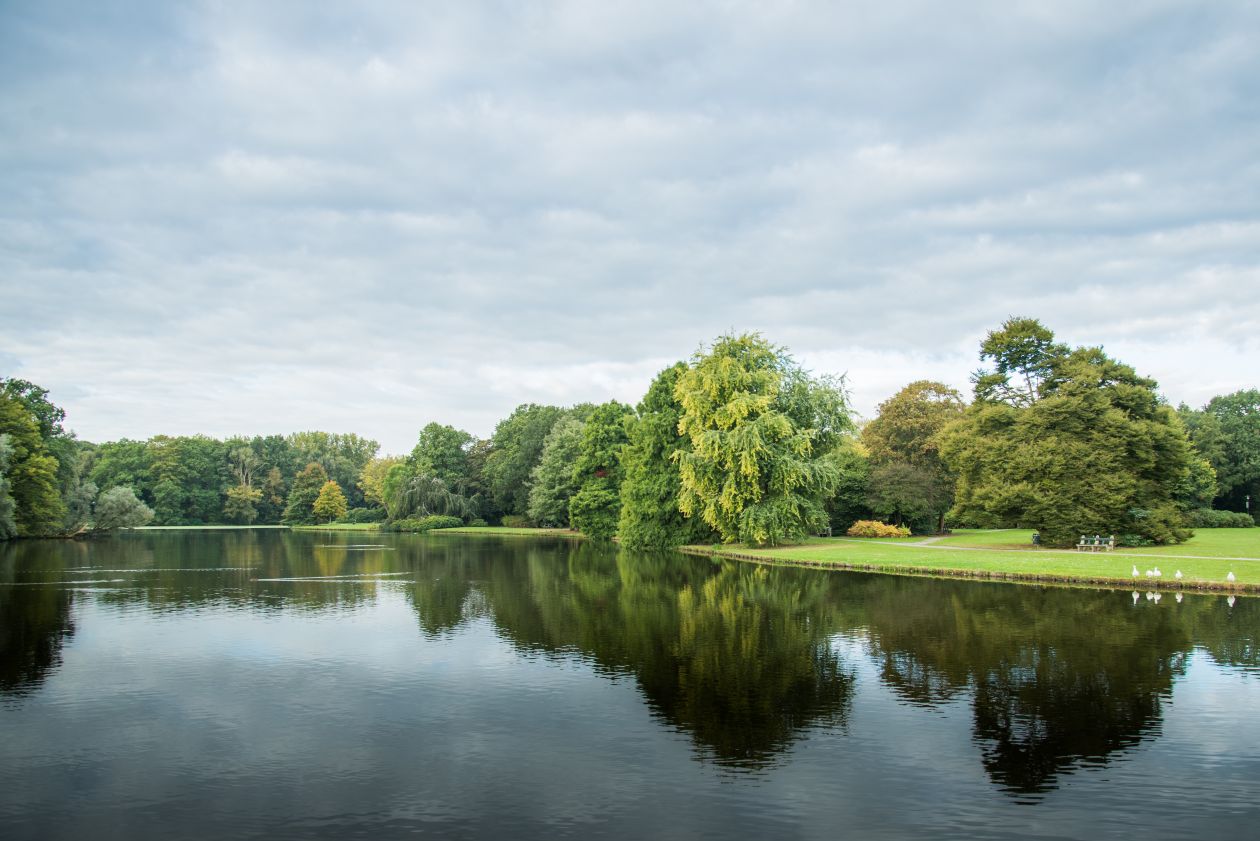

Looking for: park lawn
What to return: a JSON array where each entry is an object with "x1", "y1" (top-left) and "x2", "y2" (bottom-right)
[
  {"x1": 135, "y1": 524, "x2": 288, "y2": 530},
  {"x1": 691, "y1": 534, "x2": 1259, "y2": 591},
  {"x1": 433, "y1": 526, "x2": 584, "y2": 538},
  {"x1": 932, "y1": 528, "x2": 1037, "y2": 548},
  {"x1": 291, "y1": 523, "x2": 381, "y2": 532},
  {"x1": 1118, "y1": 528, "x2": 1260, "y2": 559}
]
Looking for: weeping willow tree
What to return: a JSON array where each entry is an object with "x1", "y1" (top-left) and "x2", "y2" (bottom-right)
[{"x1": 388, "y1": 473, "x2": 475, "y2": 520}]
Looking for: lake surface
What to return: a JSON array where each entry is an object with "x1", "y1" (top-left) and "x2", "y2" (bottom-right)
[{"x1": 1, "y1": 530, "x2": 1257, "y2": 840}]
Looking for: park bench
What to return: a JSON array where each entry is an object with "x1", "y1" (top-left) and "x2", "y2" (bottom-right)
[{"x1": 1076, "y1": 534, "x2": 1115, "y2": 552}]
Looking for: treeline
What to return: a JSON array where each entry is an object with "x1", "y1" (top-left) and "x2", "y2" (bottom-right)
[{"x1": 1, "y1": 318, "x2": 1256, "y2": 546}]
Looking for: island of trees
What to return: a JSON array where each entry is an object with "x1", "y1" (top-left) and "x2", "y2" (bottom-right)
[{"x1": 1, "y1": 318, "x2": 1255, "y2": 548}]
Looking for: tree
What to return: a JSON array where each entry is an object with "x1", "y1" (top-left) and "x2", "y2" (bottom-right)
[
  {"x1": 0, "y1": 434, "x2": 16, "y2": 539},
  {"x1": 1197, "y1": 390, "x2": 1260, "y2": 512},
  {"x1": 0, "y1": 391, "x2": 65, "y2": 536},
  {"x1": 941, "y1": 321, "x2": 1196, "y2": 546},
  {"x1": 568, "y1": 401, "x2": 633, "y2": 539},
  {"x1": 410, "y1": 423, "x2": 474, "y2": 487},
  {"x1": 675, "y1": 333, "x2": 854, "y2": 546},
  {"x1": 282, "y1": 462, "x2": 328, "y2": 525},
  {"x1": 358, "y1": 456, "x2": 403, "y2": 509},
  {"x1": 223, "y1": 483, "x2": 263, "y2": 524},
  {"x1": 862, "y1": 380, "x2": 966, "y2": 533},
  {"x1": 286, "y1": 431, "x2": 379, "y2": 509},
  {"x1": 482, "y1": 404, "x2": 566, "y2": 515},
  {"x1": 388, "y1": 473, "x2": 473, "y2": 520},
  {"x1": 92, "y1": 486, "x2": 154, "y2": 530},
  {"x1": 972, "y1": 317, "x2": 1068, "y2": 407},
  {"x1": 527, "y1": 414, "x2": 586, "y2": 527},
  {"x1": 618, "y1": 363, "x2": 716, "y2": 549},
  {"x1": 313, "y1": 480, "x2": 348, "y2": 523}
]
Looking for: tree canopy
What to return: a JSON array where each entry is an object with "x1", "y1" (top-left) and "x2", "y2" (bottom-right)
[
  {"x1": 568, "y1": 401, "x2": 633, "y2": 539},
  {"x1": 675, "y1": 333, "x2": 853, "y2": 546}
]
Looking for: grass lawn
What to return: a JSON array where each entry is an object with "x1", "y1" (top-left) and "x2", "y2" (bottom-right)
[
  {"x1": 290, "y1": 523, "x2": 382, "y2": 532},
  {"x1": 135, "y1": 524, "x2": 288, "y2": 530},
  {"x1": 688, "y1": 528, "x2": 1260, "y2": 591},
  {"x1": 433, "y1": 526, "x2": 584, "y2": 538}
]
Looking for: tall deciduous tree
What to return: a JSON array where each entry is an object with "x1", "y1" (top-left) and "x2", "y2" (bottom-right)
[
  {"x1": 675, "y1": 333, "x2": 853, "y2": 546},
  {"x1": 0, "y1": 435, "x2": 17, "y2": 539},
  {"x1": 618, "y1": 363, "x2": 715, "y2": 549},
  {"x1": 92, "y1": 486, "x2": 154, "y2": 531},
  {"x1": 941, "y1": 320, "x2": 1196, "y2": 546},
  {"x1": 410, "y1": 423, "x2": 474, "y2": 487},
  {"x1": 527, "y1": 414, "x2": 586, "y2": 527},
  {"x1": 313, "y1": 480, "x2": 348, "y2": 523},
  {"x1": 358, "y1": 456, "x2": 403, "y2": 509},
  {"x1": 1196, "y1": 389, "x2": 1260, "y2": 513},
  {"x1": 568, "y1": 401, "x2": 633, "y2": 539},
  {"x1": 482, "y1": 404, "x2": 565, "y2": 516},
  {"x1": 862, "y1": 380, "x2": 966, "y2": 532},
  {"x1": 0, "y1": 392, "x2": 65, "y2": 536},
  {"x1": 282, "y1": 463, "x2": 329, "y2": 525}
]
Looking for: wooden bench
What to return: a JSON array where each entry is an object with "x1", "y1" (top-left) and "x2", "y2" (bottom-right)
[{"x1": 1076, "y1": 534, "x2": 1115, "y2": 552}]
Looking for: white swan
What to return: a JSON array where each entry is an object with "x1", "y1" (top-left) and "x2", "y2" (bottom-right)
[
  {"x1": 1145, "y1": 569, "x2": 1155, "y2": 578},
  {"x1": 1227, "y1": 571, "x2": 1236, "y2": 582},
  {"x1": 1153, "y1": 567, "x2": 1162, "y2": 578},
  {"x1": 1174, "y1": 569, "x2": 1183, "y2": 580},
  {"x1": 1132, "y1": 565, "x2": 1140, "y2": 578}
]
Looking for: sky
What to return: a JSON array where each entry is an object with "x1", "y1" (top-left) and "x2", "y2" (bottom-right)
[{"x1": 2, "y1": 0, "x2": 1258, "y2": 455}]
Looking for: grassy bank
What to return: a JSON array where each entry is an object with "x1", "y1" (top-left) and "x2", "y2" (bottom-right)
[
  {"x1": 290, "y1": 523, "x2": 382, "y2": 532},
  {"x1": 433, "y1": 526, "x2": 585, "y2": 538},
  {"x1": 135, "y1": 524, "x2": 289, "y2": 530},
  {"x1": 683, "y1": 528, "x2": 1260, "y2": 592}
]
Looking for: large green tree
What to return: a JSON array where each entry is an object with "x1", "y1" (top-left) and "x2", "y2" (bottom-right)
[
  {"x1": 941, "y1": 319, "x2": 1196, "y2": 546},
  {"x1": 0, "y1": 435, "x2": 17, "y2": 539},
  {"x1": 92, "y1": 486, "x2": 154, "y2": 531},
  {"x1": 568, "y1": 401, "x2": 633, "y2": 540},
  {"x1": 618, "y1": 363, "x2": 715, "y2": 549},
  {"x1": 1188, "y1": 390, "x2": 1260, "y2": 513},
  {"x1": 281, "y1": 462, "x2": 329, "y2": 525},
  {"x1": 0, "y1": 392, "x2": 65, "y2": 536},
  {"x1": 482, "y1": 404, "x2": 565, "y2": 516},
  {"x1": 862, "y1": 380, "x2": 966, "y2": 533},
  {"x1": 410, "y1": 423, "x2": 474, "y2": 487},
  {"x1": 313, "y1": 480, "x2": 349, "y2": 523},
  {"x1": 527, "y1": 414, "x2": 586, "y2": 527},
  {"x1": 674, "y1": 333, "x2": 853, "y2": 546}
]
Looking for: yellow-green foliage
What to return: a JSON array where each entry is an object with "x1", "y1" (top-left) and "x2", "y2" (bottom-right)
[
  {"x1": 312, "y1": 480, "x2": 348, "y2": 523},
  {"x1": 846, "y1": 520, "x2": 911, "y2": 538}
]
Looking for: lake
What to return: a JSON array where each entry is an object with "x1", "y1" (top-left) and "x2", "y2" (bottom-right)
[{"x1": 1, "y1": 530, "x2": 1257, "y2": 840}]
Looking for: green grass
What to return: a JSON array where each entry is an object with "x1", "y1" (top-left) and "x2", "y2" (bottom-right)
[
  {"x1": 290, "y1": 523, "x2": 382, "y2": 532},
  {"x1": 688, "y1": 528, "x2": 1260, "y2": 591},
  {"x1": 135, "y1": 524, "x2": 288, "y2": 530},
  {"x1": 432, "y1": 526, "x2": 585, "y2": 538}
]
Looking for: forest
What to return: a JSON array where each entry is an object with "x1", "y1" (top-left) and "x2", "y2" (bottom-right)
[{"x1": 1, "y1": 318, "x2": 1256, "y2": 548}]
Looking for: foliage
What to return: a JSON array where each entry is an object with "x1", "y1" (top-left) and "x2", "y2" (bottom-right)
[
  {"x1": 942, "y1": 321, "x2": 1195, "y2": 547},
  {"x1": 0, "y1": 434, "x2": 16, "y2": 539},
  {"x1": 846, "y1": 520, "x2": 911, "y2": 538},
  {"x1": 865, "y1": 461, "x2": 949, "y2": 533},
  {"x1": 281, "y1": 463, "x2": 329, "y2": 525},
  {"x1": 340, "y1": 506, "x2": 387, "y2": 523},
  {"x1": 410, "y1": 423, "x2": 474, "y2": 486},
  {"x1": 1188, "y1": 389, "x2": 1260, "y2": 513},
  {"x1": 387, "y1": 514, "x2": 463, "y2": 532},
  {"x1": 568, "y1": 401, "x2": 633, "y2": 540},
  {"x1": 618, "y1": 363, "x2": 716, "y2": 549},
  {"x1": 823, "y1": 443, "x2": 872, "y2": 534},
  {"x1": 972, "y1": 317, "x2": 1069, "y2": 407},
  {"x1": 675, "y1": 333, "x2": 853, "y2": 546},
  {"x1": 1186, "y1": 508, "x2": 1254, "y2": 528},
  {"x1": 223, "y1": 483, "x2": 263, "y2": 524},
  {"x1": 527, "y1": 414, "x2": 586, "y2": 527},
  {"x1": 388, "y1": 473, "x2": 473, "y2": 521},
  {"x1": 862, "y1": 380, "x2": 965, "y2": 532},
  {"x1": 358, "y1": 456, "x2": 403, "y2": 508},
  {"x1": 286, "y1": 431, "x2": 379, "y2": 509},
  {"x1": 482, "y1": 403, "x2": 566, "y2": 515},
  {"x1": 313, "y1": 481, "x2": 349, "y2": 523},
  {"x1": 0, "y1": 391, "x2": 66, "y2": 536},
  {"x1": 92, "y1": 486, "x2": 154, "y2": 530},
  {"x1": 500, "y1": 515, "x2": 531, "y2": 528}
]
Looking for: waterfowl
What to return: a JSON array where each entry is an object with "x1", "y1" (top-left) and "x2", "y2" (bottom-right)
[
  {"x1": 1132, "y1": 565, "x2": 1141, "y2": 578},
  {"x1": 1227, "y1": 571, "x2": 1236, "y2": 583},
  {"x1": 1174, "y1": 570, "x2": 1183, "y2": 580}
]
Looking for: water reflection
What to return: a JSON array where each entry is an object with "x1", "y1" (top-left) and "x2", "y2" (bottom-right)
[{"x1": 2, "y1": 531, "x2": 1257, "y2": 796}]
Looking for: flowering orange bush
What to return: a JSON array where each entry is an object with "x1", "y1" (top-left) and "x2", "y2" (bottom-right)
[{"x1": 846, "y1": 520, "x2": 912, "y2": 538}]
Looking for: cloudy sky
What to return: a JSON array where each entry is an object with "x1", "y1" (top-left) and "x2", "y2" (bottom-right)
[{"x1": 3, "y1": 1, "x2": 1257, "y2": 454}]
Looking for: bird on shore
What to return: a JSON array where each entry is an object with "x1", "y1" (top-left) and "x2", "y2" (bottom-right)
[
  {"x1": 1153, "y1": 567, "x2": 1162, "y2": 578},
  {"x1": 1227, "y1": 571, "x2": 1236, "y2": 583},
  {"x1": 1132, "y1": 565, "x2": 1140, "y2": 578},
  {"x1": 1175, "y1": 570, "x2": 1183, "y2": 580},
  {"x1": 1145, "y1": 569, "x2": 1155, "y2": 578}
]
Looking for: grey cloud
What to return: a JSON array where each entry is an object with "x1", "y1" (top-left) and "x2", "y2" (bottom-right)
[{"x1": 2, "y1": 0, "x2": 1257, "y2": 452}]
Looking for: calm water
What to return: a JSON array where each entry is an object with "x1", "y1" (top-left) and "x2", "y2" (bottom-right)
[{"x1": 1, "y1": 531, "x2": 1257, "y2": 840}]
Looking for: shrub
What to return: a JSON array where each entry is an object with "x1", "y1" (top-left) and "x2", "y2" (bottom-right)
[
  {"x1": 468, "y1": 518, "x2": 488, "y2": 527},
  {"x1": 341, "y1": 507, "x2": 386, "y2": 524},
  {"x1": 387, "y1": 515, "x2": 464, "y2": 533},
  {"x1": 846, "y1": 520, "x2": 912, "y2": 538},
  {"x1": 1187, "y1": 508, "x2": 1255, "y2": 528},
  {"x1": 500, "y1": 515, "x2": 532, "y2": 528}
]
